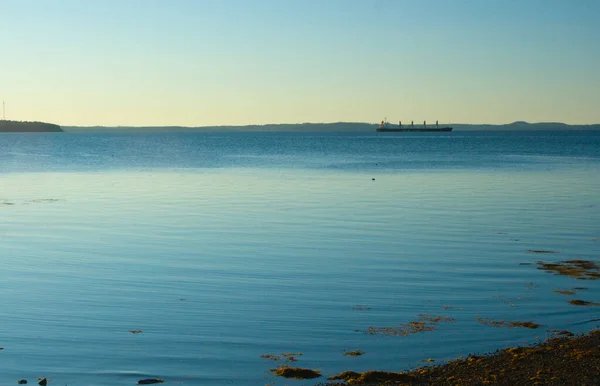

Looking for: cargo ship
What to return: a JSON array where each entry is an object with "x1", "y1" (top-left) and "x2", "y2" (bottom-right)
[{"x1": 376, "y1": 120, "x2": 452, "y2": 132}]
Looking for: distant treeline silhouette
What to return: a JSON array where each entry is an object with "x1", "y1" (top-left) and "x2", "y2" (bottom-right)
[
  {"x1": 63, "y1": 121, "x2": 600, "y2": 133},
  {"x1": 0, "y1": 120, "x2": 62, "y2": 132}
]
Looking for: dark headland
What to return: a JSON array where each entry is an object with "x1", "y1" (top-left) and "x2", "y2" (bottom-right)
[
  {"x1": 63, "y1": 121, "x2": 600, "y2": 133},
  {"x1": 0, "y1": 120, "x2": 63, "y2": 132}
]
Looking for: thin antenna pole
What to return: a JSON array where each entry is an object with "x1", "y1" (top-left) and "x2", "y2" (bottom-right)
[{"x1": 2, "y1": 101, "x2": 4, "y2": 120}]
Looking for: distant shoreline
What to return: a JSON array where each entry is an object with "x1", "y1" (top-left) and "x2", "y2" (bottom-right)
[
  {"x1": 3, "y1": 120, "x2": 599, "y2": 133},
  {"x1": 62, "y1": 121, "x2": 600, "y2": 133},
  {"x1": 0, "y1": 120, "x2": 62, "y2": 132}
]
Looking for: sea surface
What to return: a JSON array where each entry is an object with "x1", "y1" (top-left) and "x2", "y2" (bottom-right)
[{"x1": 1, "y1": 130, "x2": 599, "y2": 385}]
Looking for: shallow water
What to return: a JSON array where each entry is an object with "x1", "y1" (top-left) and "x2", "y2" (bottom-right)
[{"x1": 1, "y1": 131, "x2": 599, "y2": 385}]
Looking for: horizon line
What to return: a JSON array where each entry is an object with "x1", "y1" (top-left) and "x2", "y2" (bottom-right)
[{"x1": 60, "y1": 121, "x2": 600, "y2": 128}]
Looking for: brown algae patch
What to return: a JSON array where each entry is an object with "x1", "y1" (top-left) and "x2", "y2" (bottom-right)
[
  {"x1": 343, "y1": 350, "x2": 365, "y2": 357},
  {"x1": 281, "y1": 352, "x2": 303, "y2": 362},
  {"x1": 271, "y1": 366, "x2": 321, "y2": 379},
  {"x1": 553, "y1": 289, "x2": 576, "y2": 295},
  {"x1": 477, "y1": 318, "x2": 542, "y2": 329},
  {"x1": 569, "y1": 299, "x2": 600, "y2": 306},
  {"x1": 262, "y1": 352, "x2": 303, "y2": 362},
  {"x1": 328, "y1": 370, "x2": 415, "y2": 384},
  {"x1": 365, "y1": 314, "x2": 455, "y2": 336},
  {"x1": 260, "y1": 354, "x2": 280, "y2": 361},
  {"x1": 553, "y1": 287, "x2": 588, "y2": 296},
  {"x1": 552, "y1": 330, "x2": 575, "y2": 337},
  {"x1": 537, "y1": 260, "x2": 600, "y2": 280}
]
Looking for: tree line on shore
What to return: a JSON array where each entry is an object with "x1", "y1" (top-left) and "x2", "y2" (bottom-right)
[{"x1": 0, "y1": 120, "x2": 62, "y2": 132}]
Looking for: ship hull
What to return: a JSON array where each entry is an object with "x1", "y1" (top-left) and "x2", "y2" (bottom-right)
[{"x1": 376, "y1": 127, "x2": 452, "y2": 132}]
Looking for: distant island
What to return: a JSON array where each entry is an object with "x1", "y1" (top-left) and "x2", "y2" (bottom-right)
[
  {"x1": 63, "y1": 121, "x2": 600, "y2": 133},
  {"x1": 0, "y1": 120, "x2": 63, "y2": 132},
  {"x1": 452, "y1": 121, "x2": 600, "y2": 131}
]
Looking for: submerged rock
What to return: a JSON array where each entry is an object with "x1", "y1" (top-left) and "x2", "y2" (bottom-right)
[{"x1": 137, "y1": 379, "x2": 164, "y2": 385}]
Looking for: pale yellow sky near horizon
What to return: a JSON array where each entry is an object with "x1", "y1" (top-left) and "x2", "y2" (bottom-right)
[{"x1": 2, "y1": 1, "x2": 599, "y2": 126}]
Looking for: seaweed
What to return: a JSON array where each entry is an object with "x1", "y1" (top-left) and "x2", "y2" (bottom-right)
[
  {"x1": 365, "y1": 314, "x2": 454, "y2": 336},
  {"x1": 343, "y1": 350, "x2": 365, "y2": 357},
  {"x1": 552, "y1": 330, "x2": 574, "y2": 337},
  {"x1": 569, "y1": 299, "x2": 600, "y2": 306},
  {"x1": 260, "y1": 354, "x2": 280, "y2": 361},
  {"x1": 281, "y1": 352, "x2": 303, "y2": 362},
  {"x1": 270, "y1": 366, "x2": 321, "y2": 379},
  {"x1": 537, "y1": 260, "x2": 600, "y2": 280},
  {"x1": 477, "y1": 318, "x2": 542, "y2": 329},
  {"x1": 553, "y1": 289, "x2": 576, "y2": 295},
  {"x1": 328, "y1": 370, "x2": 415, "y2": 384}
]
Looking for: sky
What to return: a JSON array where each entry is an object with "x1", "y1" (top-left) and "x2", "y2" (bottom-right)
[{"x1": 1, "y1": 0, "x2": 599, "y2": 126}]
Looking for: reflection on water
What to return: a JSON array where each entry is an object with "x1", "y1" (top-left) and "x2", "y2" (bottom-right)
[{"x1": 0, "y1": 132, "x2": 599, "y2": 385}]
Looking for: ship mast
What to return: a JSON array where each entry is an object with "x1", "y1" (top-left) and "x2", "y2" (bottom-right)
[{"x1": 2, "y1": 101, "x2": 4, "y2": 120}]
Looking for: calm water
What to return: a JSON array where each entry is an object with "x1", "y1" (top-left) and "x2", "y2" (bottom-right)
[{"x1": 1, "y1": 131, "x2": 599, "y2": 385}]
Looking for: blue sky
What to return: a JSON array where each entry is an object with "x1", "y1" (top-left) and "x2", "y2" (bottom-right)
[{"x1": 1, "y1": 0, "x2": 599, "y2": 126}]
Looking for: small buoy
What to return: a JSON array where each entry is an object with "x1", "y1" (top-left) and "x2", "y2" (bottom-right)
[{"x1": 372, "y1": 178, "x2": 375, "y2": 181}]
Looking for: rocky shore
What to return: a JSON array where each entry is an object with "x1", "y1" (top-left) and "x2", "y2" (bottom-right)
[
  {"x1": 269, "y1": 258, "x2": 600, "y2": 385},
  {"x1": 311, "y1": 329, "x2": 600, "y2": 385}
]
